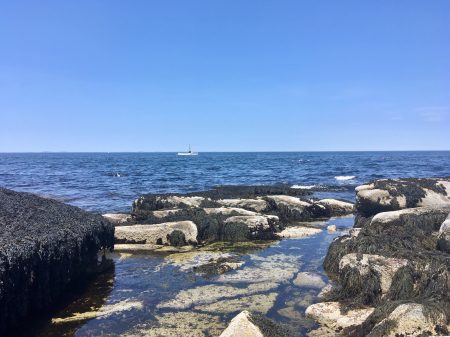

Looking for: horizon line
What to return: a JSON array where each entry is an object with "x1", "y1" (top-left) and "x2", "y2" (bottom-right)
[{"x1": 1, "y1": 150, "x2": 450, "y2": 154}]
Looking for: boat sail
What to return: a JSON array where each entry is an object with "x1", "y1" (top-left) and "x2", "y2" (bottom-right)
[{"x1": 177, "y1": 145, "x2": 198, "y2": 156}]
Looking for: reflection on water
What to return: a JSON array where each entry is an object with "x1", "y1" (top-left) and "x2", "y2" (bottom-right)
[{"x1": 32, "y1": 216, "x2": 354, "y2": 337}]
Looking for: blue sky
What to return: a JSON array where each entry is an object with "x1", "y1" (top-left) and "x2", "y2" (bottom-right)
[{"x1": 0, "y1": 1, "x2": 449, "y2": 151}]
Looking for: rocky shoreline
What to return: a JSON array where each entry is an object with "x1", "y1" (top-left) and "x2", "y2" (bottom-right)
[{"x1": 1, "y1": 178, "x2": 449, "y2": 336}]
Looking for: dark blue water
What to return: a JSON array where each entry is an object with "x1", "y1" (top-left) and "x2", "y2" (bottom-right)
[{"x1": 0, "y1": 151, "x2": 449, "y2": 213}]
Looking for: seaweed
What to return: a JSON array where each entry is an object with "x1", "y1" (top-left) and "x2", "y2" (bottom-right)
[{"x1": 0, "y1": 188, "x2": 114, "y2": 336}]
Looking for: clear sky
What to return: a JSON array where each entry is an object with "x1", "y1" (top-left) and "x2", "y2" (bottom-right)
[{"x1": 0, "y1": 1, "x2": 449, "y2": 152}]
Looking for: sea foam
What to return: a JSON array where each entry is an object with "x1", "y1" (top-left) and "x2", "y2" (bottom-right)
[
  {"x1": 335, "y1": 176, "x2": 356, "y2": 181},
  {"x1": 291, "y1": 185, "x2": 316, "y2": 190}
]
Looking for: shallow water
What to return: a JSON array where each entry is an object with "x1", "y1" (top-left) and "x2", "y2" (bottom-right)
[
  {"x1": 1, "y1": 151, "x2": 449, "y2": 212},
  {"x1": 31, "y1": 216, "x2": 353, "y2": 337}
]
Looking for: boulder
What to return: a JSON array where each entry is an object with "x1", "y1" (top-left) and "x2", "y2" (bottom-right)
[
  {"x1": 305, "y1": 302, "x2": 374, "y2": 331},
  {"x1": 369, "y1": 207, "x2": 448, "y2": 231},
  {"x1": 0, "y1": 188, "x2": 114, "y2": 336},
  {"x1": 315, "y1": 199, "x2": 354, "y2": 216},
  {"x1": 132, "y1": 195, "x2": 210, "y2": 214},
  {"x1": 356, "y1": 178, "x2": 450, "y2": 217},
  {"x1": 277, "y1": 226, "x2": 322, "y2": 239},
  {"x1": 368, "y1": 303, "x2": 447, "y2": 337},
  {"x1": 115, "y1": 221, "x2": 198, "y2": 245},
  {"x1": 217, "y1": 198, "x2": 269, "y2": 212},
  {"x1": 265, "y1": 195, "x2": 312, "y2": 220},
  {"x1": 219, "y1": 311, "x2": 264, "y2": 337},
  {"x1": 326, "y1": 224, "x2": 336, "y2": 232}
]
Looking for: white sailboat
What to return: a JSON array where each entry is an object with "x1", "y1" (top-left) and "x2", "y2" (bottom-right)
[{"x1": 177, "y1": 145, "x2": 198, "y2": 156}]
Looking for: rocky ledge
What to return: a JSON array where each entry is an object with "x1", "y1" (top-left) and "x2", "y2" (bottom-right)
[
  {"x1": 106, "y1": 185, "x2": 354, "y2": 250},
  {"x1": 0, "y1": 188, "x2": 114, "y2": 336},
  {"x1": 306, "y1": 178, "x2": 450, "y2": 337}
]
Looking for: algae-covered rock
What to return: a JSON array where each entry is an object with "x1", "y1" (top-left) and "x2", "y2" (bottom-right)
[
  {"x1": 223, "y1": 215, "x2": 280, "y2": 241},
  {"x1": 218, "y1": 198, "x2": 269, "y2": 212},
  {"x1": 355, "y1": 178, "x2": 450, "y2": 217},
  {"x1": 321, "y1": 179, "x2": 450, "y2": 337},
  {"x1": 368, "y1": 303, "x2": 447, "y2": 337},
  {"x1": 0, "y1": 188, "x2": 114, "y2": 336}
]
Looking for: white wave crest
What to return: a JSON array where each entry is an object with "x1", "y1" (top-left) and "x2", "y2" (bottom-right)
[
  {"x1": 335, "y1": 175, "x2": 356, "y2": 181},
  {"x1": 291, "y1": 184, "x2": 316, "y2": 190}
]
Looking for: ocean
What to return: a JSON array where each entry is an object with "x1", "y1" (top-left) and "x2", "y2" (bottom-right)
[
  {"x1": 2, "y1": 151, "x2": 450, "y2": 336},
  {"x1": 0, "y1": 151, "x2": 449, "y2": 213}
]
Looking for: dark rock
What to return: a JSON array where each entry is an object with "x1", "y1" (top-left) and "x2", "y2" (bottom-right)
[
  {"x1": 166, "y1": 230, "x2": 187, "y2": 247},
  {"x1": 0, "y1": 188, "x2": 114, "y2": 336}
]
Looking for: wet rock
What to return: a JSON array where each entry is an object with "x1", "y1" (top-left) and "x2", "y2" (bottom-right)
[
  {"x1": 0, "y1": 188, "x2": 114, "y2": 336},
  {"x1": 315, "y1": 199, "x2": 354, "y2": 216},
  {"x1": 192, "y1": 256, "x2": 243, "y2": 276},
  {"x1": 218, "y1": 198, "x2": 269, "y2": 212},
  {"x1": 355, "y1": 178, "x2": 450, "y2": 217},
  {"x1": 277, "y1": 226, "x2": 322, "y2": 239},
  {"x1": 102, "y1": 213, "x2": 133, "y2": 225},
  {"x1": 115, "y1": 221, "x2": 198, "y2": 245},
  {"x1": 305, "y1": 302, "x2": 374, "y2": 331},
  {"x1": 219, "y1": 311, "x2": 264, "y2": 337},
  {"x1": 368, "y1": 303, "x2": 447, "y2": 337}
]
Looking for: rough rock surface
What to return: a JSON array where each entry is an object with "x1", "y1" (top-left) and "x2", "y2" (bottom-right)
[
  {"x1": 306, "y1": 302, "x2": 374, "y2": 331},
  {"x1": 355, "y1": 178, "x2": 450, "y2": 217},
  {"x1": 0, "y1": 188, "x2": 114, "y2": 335},
  {"x1": 368, "y1": 302, "x2": 447, "y2": 337},
  {"x1": 127, "y1": 186, "x2": 353, "y2": 245},
  {"x1": 115, "y1": 221, "x2": 198, "y2": 245},
  {"x1": 317, "y1": 178, "x2": 450, "y2": 337},
  {"x1": 102, "y1": 213, "x2": 133, "y2": 225},
  {"x1": 293, "y1": 272, "x2": 326, "y2": 289}
]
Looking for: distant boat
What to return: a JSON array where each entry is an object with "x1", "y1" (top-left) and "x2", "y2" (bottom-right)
[{"x1": 177, "y1": 145, "x2": 198, "y2": 156}]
